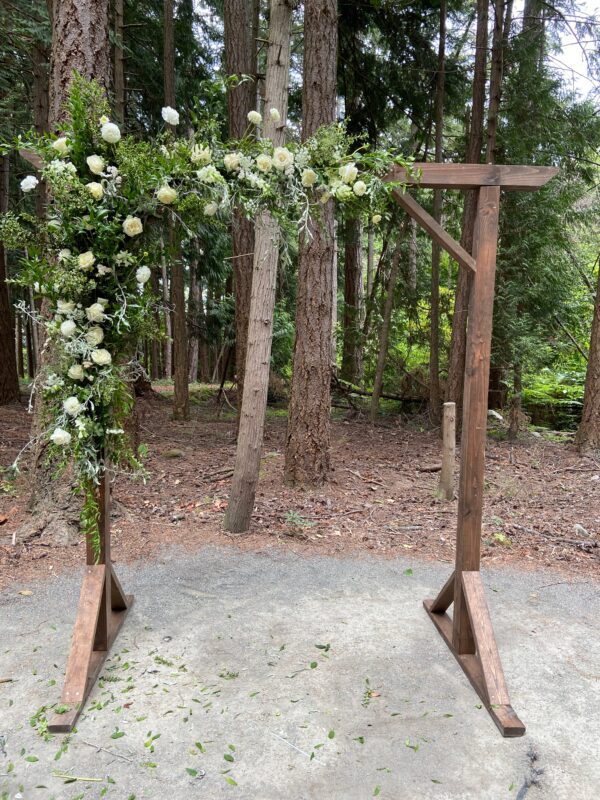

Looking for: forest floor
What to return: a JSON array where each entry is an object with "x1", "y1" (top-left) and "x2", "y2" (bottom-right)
[{"x1": 0, "y1": 382, "x2": 599, "y2": 592}]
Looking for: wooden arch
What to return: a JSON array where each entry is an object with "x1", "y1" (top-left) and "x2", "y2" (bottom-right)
[{"x1": 387, "y1": 163, "x2": 558, "y2": 737}]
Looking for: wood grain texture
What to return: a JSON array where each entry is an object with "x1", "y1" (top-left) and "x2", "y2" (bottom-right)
[
  {"x1": 428, "y1": 570, "x2": 455, "y2": 613},
  {"x1": 392, "y1": 189, "x2": 476, "y2": 273},
  {"x1": 453, "y1": 186, "x2": 501, "y2": 655},
  {"x1": 461, "y1": 571, "x2": 510, "y2": 706},
  {"x1": 387, "y1": 163, "x2": 558, "y2": 190},
  {"x1": 424, "y1": 600, "x2": 525, "y2": 737}
]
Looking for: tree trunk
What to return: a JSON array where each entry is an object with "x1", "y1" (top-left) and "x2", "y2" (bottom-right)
[
  {"x1": 0, "y1": 155, "x2": 19, "y2": 405},
  {"x1": 48, "y1": 0, "x2": 110, "y2": 126},
  {"x1": 224, "y1": 0, "x2": 258, "y2": 408},
  {"x1": 507, "y1": 363, "x2": 522, "y2": 440},
  {"x1": 284, "y1": 0, "x2": 338, "y2": 487},
  {"x1": 576, "y1": 266, "x2": 600, "y2": 452},
  {"x1": 445, "y1": 0, "x2": 488, "y2": 420},
  {"x1": 429, "y1": 0, "x2": 446, "y2": 426},
  {"x1": 371, "y1": 226, "x2": 406, "y2": 421},
  {"x1": 114, "y1": 0, "x2": 125, "y2": 124},
  {"x1": 225, "y1": 0, "x2": 294, "y2": 533},
  {"x1": 171, "y1": 247, "x2": 189, "y2": 419},
  {"x1": 16, "y1": 312, "x2": 24, "y2": 379},
  {"x1": 188, "y1": 262, "x2": 200, "y2": 382},
  {"x1": 160, "y1": 242, "x2": 172, "y2": 378},
  {"x1": 341, "y1": 216, "x2": 363, "y2": 383},
  {"x1": 150, "y1": 267, "x2": 162, "y2": 380},
  {"x1": 163, "y1": 0, "x2": 175, "y2": 127}
]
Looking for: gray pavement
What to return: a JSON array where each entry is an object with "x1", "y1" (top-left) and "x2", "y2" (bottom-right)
[{"x1": 1, "y1": 545, "x2": 599, "y2": 800}]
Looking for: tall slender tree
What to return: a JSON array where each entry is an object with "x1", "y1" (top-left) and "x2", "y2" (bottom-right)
[
  {"x1": 224, "y1": 0, "x2": 259, "y2": 407},
  {"x1": 0, "y1": 155, "x2": 19, "y2": 405},
  {"x1": 284, "y1": 0, "x2": 338, "y2": 487},
  {"x1": 445, "y1": 0, "x2": 488, "y2": 419},
  {"x1": 577, "y1": 262, "x2": 600, "y2": 452},
  {"x1": 225, "y1": 0, "x2": 294, "y2": 532}
]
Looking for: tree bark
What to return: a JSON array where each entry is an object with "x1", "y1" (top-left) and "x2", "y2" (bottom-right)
[
  {"x1": 114, "y1": 0, "x2": 125, "y2": 124},
  {"x1": 160, "y1": 241, "x2": 172, "y2": 378},
  {"x1": 0, "y1": 155, "x2": 20, "y2": 405},
  {"x1": 48, "y1": 0, "x2": 110, "y2": 126},
  {"x1": 224, "y1": 0, "x2": 258, "y2": 407},
  {"x1": 429, "y1": 0, "x2": 446, "y2": 426},
  {"x1": 445, "y1": 0, "x2": 488, "y2": 420},
  {"x1": 284, "y1": 0, "x2": 338, "y2": 487},
  {"x1": 171, "y1": 245, "x2": 189, "y2": 419},
  {"x1": 371, "y1": 226, "x2": 406, "y2": 421},
  {"x1": 188, "y1": 262, "x2": 200, "y2": 382},
  {"x1": 576, "y1": 265, "x2": 600, "y2": 452},
  {"x1": 225, "y1": 0, "x2": 294, "y2": 532},
  {"x1": 341, "y1": 216, "x2": 363, "y2": 383}
]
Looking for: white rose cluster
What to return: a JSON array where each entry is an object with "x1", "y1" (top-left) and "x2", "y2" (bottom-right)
[
  {"x1": 273, "y1": 147, "x2": 294, "y2": 171},
  {"x1": 123, "y1": 216, "x2": 143, "y2": 237},
  {"x1": 136, "y1": 266, "x2": 151, "y2": 285},
  {"x1": 247, "y1": 110, "x2": 262, "y2": 126},
  {"x1": 101, "y1": 122, "x2": 121, "y2": 144},
  {"x1": 156, "y1": 185, "x2": 177, "y2": 204},
  {"x1": 20, "y1": 175, "x2": 39, "y2": 193}
]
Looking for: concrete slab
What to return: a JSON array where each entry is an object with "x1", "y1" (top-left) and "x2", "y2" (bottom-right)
[{"x1": 1, "y1": 546, "x2": 598, "y2": 799}]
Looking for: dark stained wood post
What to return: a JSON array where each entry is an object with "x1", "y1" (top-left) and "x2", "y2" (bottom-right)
[
  {"x1": 48, "y1": 467, "x2": 132, "y2": 733},
  {"x1": 452, "y1": 184, "x2": 501, "y2": 655},
  {"x1": 386, "y1": 163, "x2": 558, "y2": 738}
]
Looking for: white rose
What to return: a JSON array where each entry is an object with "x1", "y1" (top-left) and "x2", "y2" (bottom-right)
[
  {"x1": 91, "y1": 348, "x2": 112, "y2": 366},
  {"x1": 203, "y1": 202, "x2": 218, "y2": 217},
  {"x1": 334, "y1": 183, "x2": 353, "y2": 201},
  {"x1": 247, "y1": 110, "x2": 262, "y2": 126},
  {"x1": 256, "y1": 154, "x2": 273, "y2": 173},
  {"x1": 136, "y1": 266, "x2": 151, "y2": 284},
  {"x1": 223, "y1": 152, "x2": 241, "y2": 172},
  {"x1": 50, "y1": 427, "x2": 71, "y2": 446},
  {"x1": 60, "y1": 319, "x2": 77, "y2": 338},
  {"x1": 99, "y1": 115, "x2": 109, "y2": 125},
  {"x1": 301, "y1": 168, "x2": 318, "y2": 187},
  {"x1": 52, "y1": 137, "x2": 70, "y2": 156},
  {"x1": 78, "y1": 251, "x2": 95, "y2": 270},
  {"x1": 68, "y1": 364, "x2": 85, "y2": 381},
  {"x1": 372, "y1": 214, "x2": 382, "y2": 225},
  {"x1": 161, "y1": 106, "x2": 179, "y2": 126},
  {"x1": 85, "y1": 327, "x2": 104, "y2": 346},
  {"x1": 123, "y1": 215, "x2": 143, "y2": 237},
  {"x1": 85, "y1": 303, "x2": 106, "y2": 323},
  {"x1": 269, "y1": 107, "x2": 281, "y2": 122},
  {"x1": 273, "y1": 146, "x2": 294, "y2": 171},
  {"x1": 58, "y1": 248, "x2": 71, "y2": 262},
  {"x1": 96, "y1": 264, "x2": 112, "y2": 276},
  {"x1": 101, "y1": 122, "x2": 121, "y2": 144},
  {"x1": 86, "y1": 181, "x2": 104, "y2": 200},
  {"x1": 86, "y1": 154, "x2": 105, "y2": 175},
  {"x1": 339, "y1": 162, "x2": 359, "y2": 184},
  {"x1": 57, "y1": 300, "x2": 75, "y2": 315},
  {"x1": 353, "y1": 180, "x2": 367, "y2": 197},
  {"x1": 191, "y1": 145, "x2": 211, "y2": 164},
  {"x1": 196, "y1": 165, "x2": 221, "y2": 184},
  {"x1": 63, "y1": 396, "x2": 83, "y2": 416},
  {"x1": 20, "y1": 175, "x2": 39, "y2": 193},
  {"x1": 156, "y1": 185, "x2": 177, "y2": 204}
]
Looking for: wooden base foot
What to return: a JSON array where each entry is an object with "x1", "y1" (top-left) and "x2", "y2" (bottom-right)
[
  {"x1": 424, "y1": 572, "x2": 525, "y2": 738},
  {"x1": 47, "y1": 565, "x2": 132, "y2": 734}
]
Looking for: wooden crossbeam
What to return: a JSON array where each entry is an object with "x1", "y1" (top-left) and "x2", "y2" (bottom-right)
[
  {"x1": 392, "y1": 189, "x2": 476, "y2": 273},
  {"x1": 387, "y1": 162, "x2": 559, "y2": 190}
]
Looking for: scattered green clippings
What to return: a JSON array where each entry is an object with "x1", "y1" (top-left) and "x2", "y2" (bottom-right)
[
  {"x1": 432, "y1": 779, "x2": 442, "y2": 784},
  {"x1": 315, "y1": 643, "x2": 331, "y2": 652},
  {"x1": 403, "y1": 568, "x2": 413, "y2": 576},
  {"x1": 223, "y1": 753, "x2": 235, "y2": 763},
  {"x1": 328, "y1": 730, "x2": 335, "y2": 739},
  {"x1": 509, "y1": 783, "x2": 515, "y2": 791},
  {"x1": 111, "y1": 729, "x2": 125, "y2": 739},
  {"x1": 218, "y1": 671, "x2": 239, "y2": 680},
  {"x1": 225, "y1": 776, "x2": 238, "y2": 786},
  {"x1": 353, "y1": 736, "x2": 365, "y2": 744},
  {"x1": 475, "y1": 704, "x2": 483, "y2": 710},
  {"x1": 310, "y1": 662, "x2": 318, "y2": 669},
  {"x1": 195, "y1": 741, "x2": 206, "y2": 753},
  {"x1": 373, "y1": 787, "x2": 381, "y2": 797},
  {"x1": 24, "y1": 756, "x2": 39, "y2": 763},
  {"x1": 442, "y1": 713, "x2": 453, "y2": 718},
  {"x1": 186, "y1": 768, "x2": 198, "y2": 777},
  {"x1": 141, "y1": 762, "x2": 157, "y2": 768},
  {"x1": 405, "y1": 738, "x2": 419, "y2": 752}
]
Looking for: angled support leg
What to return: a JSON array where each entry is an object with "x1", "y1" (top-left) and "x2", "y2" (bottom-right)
[
  {"x1": 48, "y1": 469, "x2": 133, "y2": 733},
  {"x1": 424, "y1": 186, "x2": 525, "y2": 738}
]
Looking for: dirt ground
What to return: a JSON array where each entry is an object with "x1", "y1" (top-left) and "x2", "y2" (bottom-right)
[{"x1": 1, "y1": 386, "x2": 599, "y2": 591}]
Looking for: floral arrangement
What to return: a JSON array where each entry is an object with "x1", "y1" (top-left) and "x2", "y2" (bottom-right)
[{"x1": 0, "y1": 76, "x2": 408, "y2": 555}]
